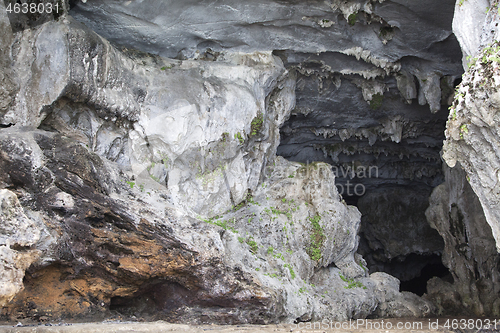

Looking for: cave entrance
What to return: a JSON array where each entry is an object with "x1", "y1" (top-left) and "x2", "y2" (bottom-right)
[
  {"x1": 276, "y1": 55, "x2": 461, "y2": 299},
  {"x1": 400, "y1": 259, "x2": 451, "y2": 296},
  {"x1": 272, "y1": 0, "x2": 462, "y2": 300}
]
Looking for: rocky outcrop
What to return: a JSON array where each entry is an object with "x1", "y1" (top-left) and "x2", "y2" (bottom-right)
[
  {"x1": 67, "y1": 0, "x2": 465, "y2": 288},
  {"x1": 0, "y1": 2, "x2": 435, "y2": 324},
  {"x1": 0, "y1": 129, "x2": 434, "y2": 322},
  {"x1": 422, "y1": 0, "x2": 500, "y2": 317},
  {"x1": 0, "y1": 190, "x2": 44, "y2": 307},
  {"x1": 0, "y1": 11, "x2": 295, "y2": 218},
  {"x1": 443, "y1": 0, "x2": 500, "y2": 252},
  {"x1": 370, "y1": 272, "x2": 434, "y2": 318},
  {"x1": 425, "y1": 164, "x2": 500, "y2": 316}
]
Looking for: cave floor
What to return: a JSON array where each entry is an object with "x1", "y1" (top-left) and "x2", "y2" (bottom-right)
[{"x1": 0, "y1": 318, "x2": 475, "y2": 333}]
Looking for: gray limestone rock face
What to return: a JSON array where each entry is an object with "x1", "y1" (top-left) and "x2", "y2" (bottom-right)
[
  {"x1": 425, "y1": 164, "x2": 500, "y2": 316},
  {"x1": 443, "y1": 4, "x2": 500, "y2": 252},
  {"x1": 0, "y1": 127, "x2": 435, "y2": 323},
  {"x1": 370, "y1": 272, "x2": 434, "y2": 318},
  {"x1": 452, "y1": 0, "x2": 490, "y2": 68},
  {"x1": 0, "y1": 190, "x2": 42, "y2": 307},
  {"x1": 69, "y1": 0, "x2": 455, "y2": 64},
  {"x1": 0, "y1": 4, "x2": 297, "y2": 217},
  {"x1": 67, "y1": 0, "x2": 464, "y2": 296},
  {"x1": 0, "y1": 2, "x2": 435, "y2": 323}
]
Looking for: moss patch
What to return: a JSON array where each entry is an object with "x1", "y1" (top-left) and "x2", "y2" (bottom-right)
[
  {"x1": 307, "y1": 214, "x2": 325, "y2": 261},
  {"x1": 348, "y1": 13, "x2": 357, "y2": 26},
  {"x1": 369, "y1": 93, "x2": 383, "y2": 110}
]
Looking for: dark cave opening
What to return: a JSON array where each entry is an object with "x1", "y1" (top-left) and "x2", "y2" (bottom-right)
[
  {"x1": 277, "y1": 98, "x2": 454, "y2": 299},
  {"x1": 275, "y1": 47, "x2": 462, "y2": 295},
  {"x1": 399, "y1": 260, "x2": 451, "y2": 296}
]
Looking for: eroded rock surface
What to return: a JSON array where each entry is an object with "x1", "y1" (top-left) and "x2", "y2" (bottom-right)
[
  {"x1": 443, "y1": 0, "x2": 500, "y2": 252},
  {"x1": 0, "y1": 2, "x2": 434, "y2": 324},
  {"x1": 425, "y1": 164, "x2": 500, "y2": 316},
  {"x1": 0, "y1": 190, "x2": 43, "y2": 307}
]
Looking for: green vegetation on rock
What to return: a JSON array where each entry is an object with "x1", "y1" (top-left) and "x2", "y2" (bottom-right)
[
  {"x1": 307, "y1": 214, "x2": 325, "y2": 261},
  {"x1": 348, "y1": 13, "x2": 357, "y2": 26},
  {"x1": 250, "y1": 113, "x2": 264, "y2": 136},
  {"x1": 369, "y1": 93, "x2": 383, "y2": 110},
  {"x1": 339, "y1": 273, "x2": 367, "y2": 289}
]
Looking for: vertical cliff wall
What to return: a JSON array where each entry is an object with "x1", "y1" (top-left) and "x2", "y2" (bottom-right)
[{"x1": 432, "y1": 0, "x2": 500, "y2": 316}]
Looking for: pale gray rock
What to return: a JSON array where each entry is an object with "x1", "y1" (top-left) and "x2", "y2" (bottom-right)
[
  {"x1": 370, "y1": 272, "x2": 435, "y2": 318},
  {"x1": 442, "y1": 30, "x2": 500, "y2": 252},
  {"x1": 439, "y1": 0, "x2": 500, "y2": 316},
  {"x1": 47, "y1": 0, "x2": 464, "y2": 287},
  {"x1": 0, "y1": 0, "x2": 455, "y2": 324},
  {"x1": 0, "y1": 5, "x2": 297, "y2": 217},
  {"x1": 0, "y1": 190, "x2": 41, "y2": 306},
  {"x1": 452, "y1": 0, "x2": 489, "y2": 67},
  {"x1": 0, "y1": 127, "x2": 433, "y2": 322}
]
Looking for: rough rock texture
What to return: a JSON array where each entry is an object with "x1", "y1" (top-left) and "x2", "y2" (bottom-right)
[
  {"x1": 0, "y1": 10, "x2": 295, "y2": 218},
  {"x1": 0, "y1": 190, "x2": 43, "y2": 307},
  {"x1": 452, "y1": 0, "x2": 490, "y2": 66},
  {"x1": 357, "y1": 188, "x2": 444, "y2": 281},
  {"x1": 66, "y1": 0, "x2": 466, "y2": 287},
  {"x1": 370, "y1": 272, "x2": 434, "y2": 318},
  {"x1": 271, "y1": 0, "x2": 462, "y2": 279},
  {"x1": 425, "y1": 164, "x2": 500, "y2": 316},
  {"x1": 0, "y1": 2, "x2": 435, "y2": 324},
  {"x1": 443, "y1": 0, "x2": 500, "y2": 252}
]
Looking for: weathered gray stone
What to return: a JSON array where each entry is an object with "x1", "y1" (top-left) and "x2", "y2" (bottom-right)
[
  {"x1": 452, "y1": 0, "x2": 489, "y2": 67},
  {"x1": 443, "y1": 11, "x2": 500, "y2": 251},
  {"x1": 0, "y1": 190, "x2": 42, "y2": 306},
  {"x1": 0, "y1": 0, "x2": 464, "y2": 324},
  {"x1": 425, "y1": 164, "x2": 500, "y2": 316},
  {"x1": 370, "y1": 272, "x2": 435, "y2": 318}
]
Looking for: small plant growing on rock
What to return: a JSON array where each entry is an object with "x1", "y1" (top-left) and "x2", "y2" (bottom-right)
[
  {"x1": 339, "y1": 273, "x2": 367, "y2": 289},
  {"x1": 460, "y1": 124, "x2": 469, "y2": 139},
  {"x1": 246, "y1": 237, "x2": 258, "y2": 254},
  {"x1": 369, "y1": 93, "x2": 383, "y2": 110},
  {"x1": 348, "y1": 12, "x2": 358, "y2": 26},
  {"x1": 284, "y1": 263, "x2": 296, "y2": 279},
  {"x1": 307, "y1": 214, "x2": 325, "y2": 261},
  {"x1": 234, "y1": 132, "x2": 244, "y2": 144},
  {"x1": 250, "y1": 113, "x2": 264, "y2": 136}
]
